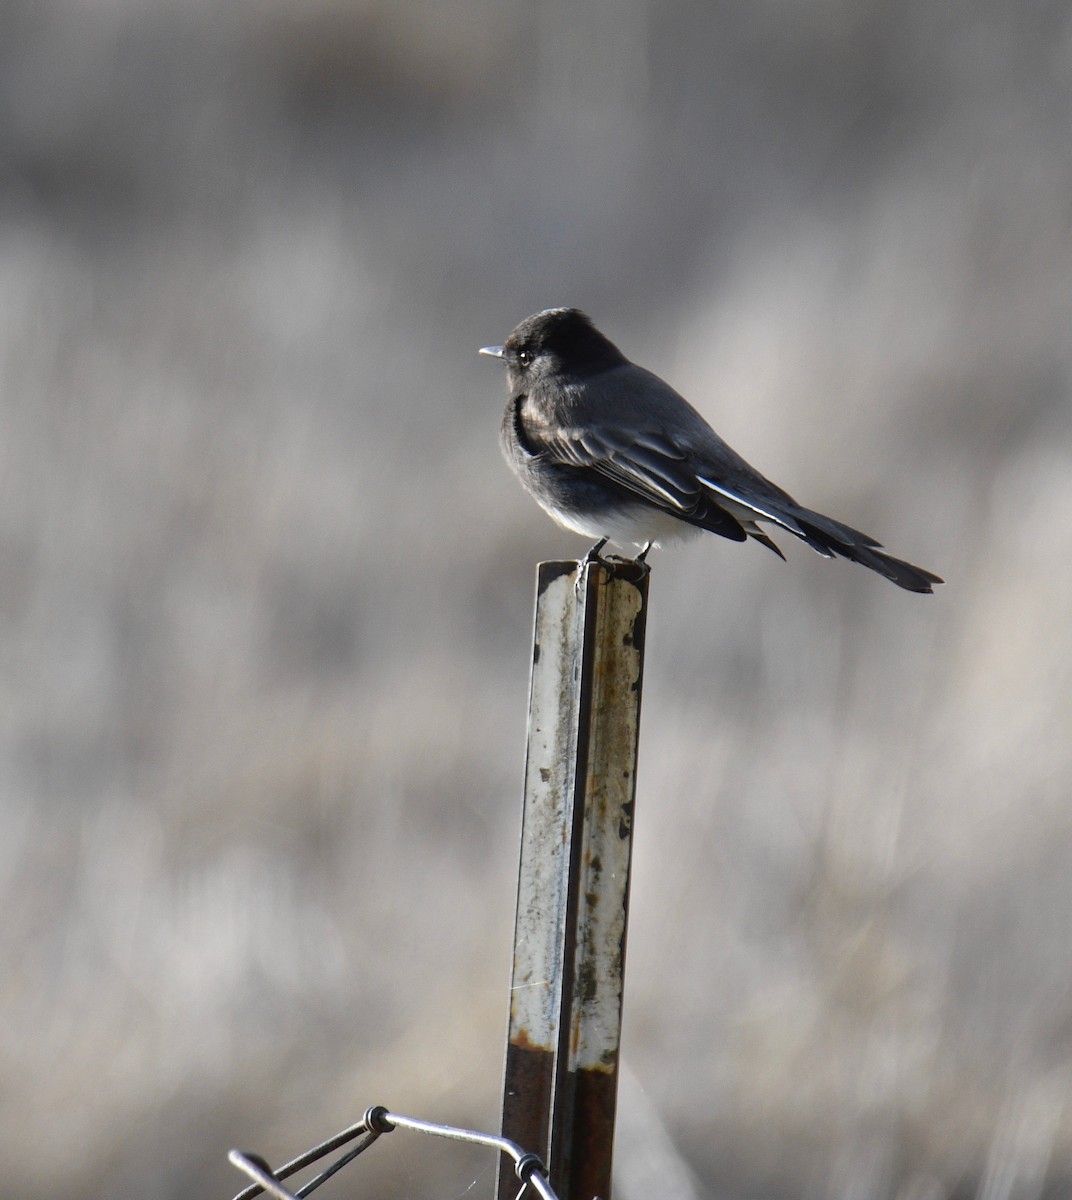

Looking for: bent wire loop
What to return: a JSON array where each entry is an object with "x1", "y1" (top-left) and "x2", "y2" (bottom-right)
[{"x1": 229, "y1": 1106, "x2": 559, "y2": 1200}]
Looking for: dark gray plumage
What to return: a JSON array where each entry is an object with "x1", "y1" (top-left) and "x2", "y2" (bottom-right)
[{"x1": 481, "y1": 307, "x2": 942, "y2": 594}]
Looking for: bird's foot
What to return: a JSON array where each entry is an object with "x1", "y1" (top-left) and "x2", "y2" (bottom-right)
[
  {"x1": 575, "y1": 538, "x2": 610, "y2": 596},
  {"x1": 576, "y1": 540, "x2": 652, "y2": 595},
  {"x1": 582, "y1": 537, "x2": 610, "y2": 566},
  {"x1": 605, "y1": 541, "x2": 653, "y2": 576}
]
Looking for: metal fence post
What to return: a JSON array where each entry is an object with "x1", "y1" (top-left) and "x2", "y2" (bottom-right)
[{"x1": 497, "y1": 558, "x2": 649, "y2": 1200}]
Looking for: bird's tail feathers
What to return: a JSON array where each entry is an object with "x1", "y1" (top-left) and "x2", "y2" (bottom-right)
[
  {"x1": 792, "y1": 507, "x2": 943, "y2": 593},
  {"x1": 697, "y1": 475, "x2": 942, "y2": 592},
  {"x1": 746, "y1": 529, "x2": 787, "y2": 561}
]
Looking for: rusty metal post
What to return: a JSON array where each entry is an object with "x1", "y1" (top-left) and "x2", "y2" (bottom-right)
[{"x1": 497, "y1": 558, "x2": 649, "y2": 1200}]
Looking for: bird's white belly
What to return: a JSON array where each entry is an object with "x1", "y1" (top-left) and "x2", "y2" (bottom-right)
[{"x1": 540, "y1": 497, "x2": 705, "y2": 550}]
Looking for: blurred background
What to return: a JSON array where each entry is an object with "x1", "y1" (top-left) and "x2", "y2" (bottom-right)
[{"x1": 2, "y1": 1, "x2": 1071, "y2": 1196}]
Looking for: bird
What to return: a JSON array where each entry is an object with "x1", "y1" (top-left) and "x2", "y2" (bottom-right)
[{"x1": 480, "y1": 307, "x2": 942, "y2": 593}]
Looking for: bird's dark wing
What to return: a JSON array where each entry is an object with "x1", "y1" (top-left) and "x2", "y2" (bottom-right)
[
  {"x1": 519, "y1": 371, "x2": 943, "y2": 592},
  {"x1": 521, "y1": 410, "x2": 749, "y2": 542}
]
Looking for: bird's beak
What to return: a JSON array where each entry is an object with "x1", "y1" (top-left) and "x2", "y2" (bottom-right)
[{"x1": 479, "y1": 345, "x2": 505, "y2": 359}]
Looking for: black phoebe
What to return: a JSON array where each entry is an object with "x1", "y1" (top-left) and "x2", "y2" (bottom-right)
[{"x1": 481, "y1": 307, "x2": 942, "y2": 593}]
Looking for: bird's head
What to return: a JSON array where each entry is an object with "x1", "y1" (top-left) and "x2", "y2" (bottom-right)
[{"x1": 480, "y1": 308, "x2": 626, "y2": 387}]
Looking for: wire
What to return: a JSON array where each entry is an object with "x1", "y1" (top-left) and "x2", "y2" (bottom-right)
[{"x1": 229, "y1": 1106, "x2": 559, "y2": 1200}]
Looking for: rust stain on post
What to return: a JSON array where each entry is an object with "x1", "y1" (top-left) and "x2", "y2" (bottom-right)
[
  {"x1": 501, "y1": 1041, "x2": 556, "y2": 1165},
  {"x1": 563, "y1": 1067, "x2": 619, "y2": 1200}
]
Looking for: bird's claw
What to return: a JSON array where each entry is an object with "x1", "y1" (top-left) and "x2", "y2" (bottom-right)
[
  {"x1": 582, "y1": 537, "x2": 610, "y2": 566},
  {"x1": 577, "y1": 540, "x2": 652, "y2": 590},
  {"x1": 605, "y1": 555, "x2": 652, "y2": 579},
  {"x1": 574, "y1": 538, "x2": 609, "y2": 596},
  {"x1": 610, "y1": 555, "x2": 652, "y2": 578}
]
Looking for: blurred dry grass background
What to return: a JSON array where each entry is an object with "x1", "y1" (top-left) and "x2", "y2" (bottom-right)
[{"x1": 2, "y1": 1, "x2": 1071, "y2": 1197}]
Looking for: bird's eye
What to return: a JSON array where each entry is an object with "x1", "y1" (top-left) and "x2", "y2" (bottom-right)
[{"x1": 517, "y1": 349, "x2": 534, "y2": 366}]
